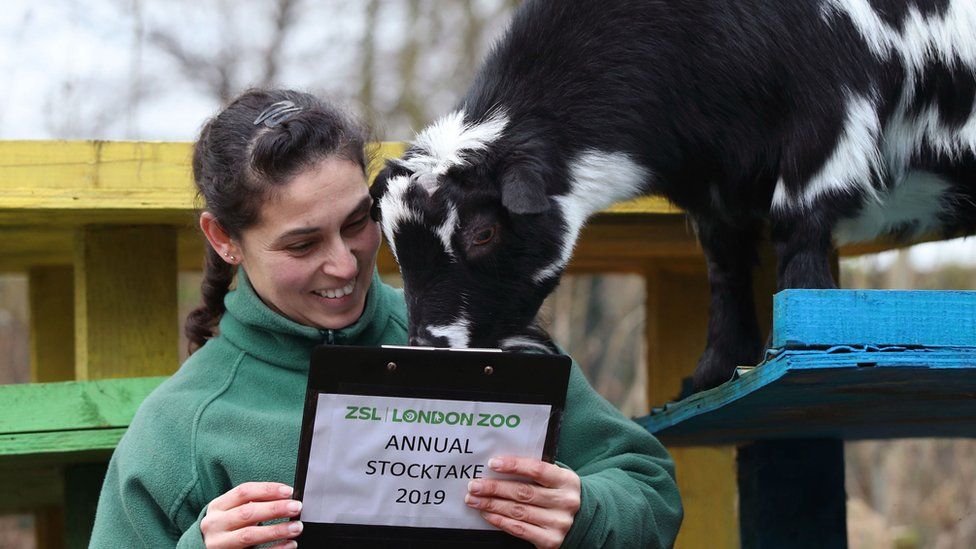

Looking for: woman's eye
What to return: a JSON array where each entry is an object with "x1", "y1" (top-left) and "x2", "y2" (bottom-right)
[
  {"x1": 286, "y1": 241, "x2": 314, "y2": 253},
  {"x1": 344, "y1": 216, "x2": 369, "y2": 233},
  {"x1": 472, "y1": 227, "x2": 495, "y2": 246}
]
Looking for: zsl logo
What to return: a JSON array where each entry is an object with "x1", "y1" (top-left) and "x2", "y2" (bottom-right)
[{"x1": 346, "y1": 406, "x2": 382, "y2": 421}]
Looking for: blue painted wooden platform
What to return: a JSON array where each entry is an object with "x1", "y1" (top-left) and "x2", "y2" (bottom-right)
[{"x1": 637, "y1": 290, "x2": 976, "y2": 446}]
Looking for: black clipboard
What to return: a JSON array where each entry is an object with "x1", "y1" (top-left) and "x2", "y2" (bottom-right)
[{"x1": 292, "y1": 345, "x2": 572, "y2": 548}]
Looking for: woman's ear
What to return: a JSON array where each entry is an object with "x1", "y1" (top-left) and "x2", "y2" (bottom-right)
[{"x1": 199, "y1": 212, "x2": 241, "y2": 264}]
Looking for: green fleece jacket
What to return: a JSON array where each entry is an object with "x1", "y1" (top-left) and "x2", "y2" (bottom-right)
[{"x1": 90, "y1": 270, "x2": 682, "y2": 548}]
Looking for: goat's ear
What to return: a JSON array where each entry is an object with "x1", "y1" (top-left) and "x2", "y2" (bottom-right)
[
  {"x1": 500, "y1": 165, "x2": 551, "y2": 215},
  {"x1": 369, "y1": 165, "x2": 392, "y2": 222}
]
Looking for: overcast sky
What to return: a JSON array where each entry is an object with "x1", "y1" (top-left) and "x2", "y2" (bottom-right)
[{"x1": 1, "y1": 0, "x2": 973, "y2": 269}]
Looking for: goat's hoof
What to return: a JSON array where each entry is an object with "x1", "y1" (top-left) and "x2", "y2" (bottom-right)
[{"x1": 692, "y1": 347, "x2": 738, "y2": 393}]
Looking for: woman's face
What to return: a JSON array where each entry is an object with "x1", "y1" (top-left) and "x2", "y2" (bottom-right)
[{"x1": 237, "y1": 157, "x2": 380, "y2": 330}]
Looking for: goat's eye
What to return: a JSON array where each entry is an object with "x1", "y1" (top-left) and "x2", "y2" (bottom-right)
[{"x1": 472, "y1": 226, "x2": 496, "y2": 246}]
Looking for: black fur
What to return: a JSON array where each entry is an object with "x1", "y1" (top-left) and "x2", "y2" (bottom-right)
[{"x1": 374, "y1": 0, "x2": 976, "y2": 390}]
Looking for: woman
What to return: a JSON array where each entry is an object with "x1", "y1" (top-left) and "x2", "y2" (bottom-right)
[{"x1": 90, "y1": 89, "x2": 682, "y2": 548}]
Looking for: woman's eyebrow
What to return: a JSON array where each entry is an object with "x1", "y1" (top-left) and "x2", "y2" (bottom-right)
[
  {"x1": 346, "y1": 196, "x2": 372, "y2": 220},
  {"x1": 273, "y1": 226, "x2": 319, "y2": 245},
  {"x1": 271, "y1": 197, "x2": 372, "y2": 244}
]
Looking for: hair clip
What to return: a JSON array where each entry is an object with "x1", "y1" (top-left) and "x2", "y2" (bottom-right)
[{"x1": 253, "y1": 100, "x2": 303, "y2": 128}]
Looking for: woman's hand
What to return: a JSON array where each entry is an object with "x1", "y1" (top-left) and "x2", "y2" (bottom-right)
[
  {"x1": 200, "y1": 482, "x2": 303, "y2": 549},
  {"x1": 465, "y1": 456, "x2": 582, "y2": 549}
]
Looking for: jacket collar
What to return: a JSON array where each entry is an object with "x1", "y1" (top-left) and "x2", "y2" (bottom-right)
[{"x1": 218, "y1": 268, "x2": 396, "y2": 370}]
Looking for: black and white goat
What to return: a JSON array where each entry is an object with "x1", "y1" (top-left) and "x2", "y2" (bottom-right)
[{"x1": 371, "y1": 0, "x2": 976, "y2": 391}]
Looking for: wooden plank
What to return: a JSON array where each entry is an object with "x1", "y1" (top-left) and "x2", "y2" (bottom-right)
[
  {"x1": 0, "y1": 226, "x2": 211, "y2": 273},
  {"x1": 74, "y1": 225, "x2": 179, "y2": 380},
  {"x1": 0, "y1": 140, "x2": 678, "y2": 225},
  {"x1": 0, "y1": 141, "x2": 194, "y2": 212},
  {"x1": 0, "y1": 377, "x2": 166, "y2": 435},
  {"x1": 30, "y1": 266, "x2": 76, "y2": 382},
  {"x1": 774, "y1": 290, "x2": 976, "y2": 348},
  {"x1": 639, "y1": 347, "x2": 976, "y2": 445},
  {"x1": 0, "y1": 429, "x2": 124, "y2": 459},
  {"x1": 645, "y1": 262, "x2": 740, "y2": 549},
  {"x1": 738, "y1": 439, "x2": 847, "y2": 549}
]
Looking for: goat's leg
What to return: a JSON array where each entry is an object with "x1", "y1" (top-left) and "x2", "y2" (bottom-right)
[
  {"x1": 691, "y1": 216, "x2": 764, "y2": 391},
  {"x1": 770, "y1": 211, "x2": 837, "y2": 291}
]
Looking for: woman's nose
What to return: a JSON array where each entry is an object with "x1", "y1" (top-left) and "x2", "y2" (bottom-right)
[{"x1": 322, "y1": 241, "x2": 358, "y2": 279}]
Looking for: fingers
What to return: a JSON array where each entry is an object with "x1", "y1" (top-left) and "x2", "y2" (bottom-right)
[
  {"x1": 209, "y1": 482, "x2": 294, "y2": 512},
  {"x1": 468, "y1": 459, "x2": 581, "y2": 548},
  {"x1": 479, "y1": 511, "x2": 564, "y2": 549},
  {"x1": 467, "y1": 478, "x2": 577, "y2": 511},
  {"x1": 212, "y1": 498, "x2": 303, "y2": 533},
  {"x1": 466, "y1": 492, "x2": 572, "y2": 530},
  {"x1": 204, "y1": 519, "x2": 303, "y2": 549},
  {"x1": 488, "y1": 457, "x2": 581, "y2": 491},
  {"x1": 202, "y1": 483, "x2": 304, "y2": 549}
]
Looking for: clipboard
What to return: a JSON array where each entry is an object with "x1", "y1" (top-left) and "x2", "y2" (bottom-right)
[{"x1": 291, "y1": 345, "x2": 572, "y2": 548}]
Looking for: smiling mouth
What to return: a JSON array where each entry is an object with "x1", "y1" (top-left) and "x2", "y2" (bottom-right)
[{"x1": 312, "y1": 279, "x2": 356, "y2": 299}]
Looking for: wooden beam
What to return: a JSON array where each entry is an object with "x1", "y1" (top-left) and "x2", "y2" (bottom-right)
[
  {"x1": 74, "y1": 226, "x2": 179, "y2": 380},
  {"x1": 0, "y1": 141, "x2": 676, "y2": 228},
  {"x1": 29, "y1": 266, "x2": 75, "y2": 382},
  {"x1": 645, "y1": 261, "x2": 740, "y2": 549},
  {"x1": 0, "y1": 377, "x2": 166, "y2": 437}
]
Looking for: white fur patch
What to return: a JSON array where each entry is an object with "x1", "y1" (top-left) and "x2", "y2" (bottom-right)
[
  {"x1": 773, "y1": 93, "x2": 884, "y2": 210},
  {"x1": 380, "y1": 110, "x2": 508, "y2": 260},
  {"x1": 819, "y1": 0, "x2": 976, "y2": 192},
  {"x1": 822, "y1": 0, "x2": 976, "y2": 71},
  {"x1": 378, "y1": 174, "x2": 421, "y2": 261},
  {"x1": 427, "y1": 314, "x2": 471, "y2": 348},
  {"x1": 533, "y1": 150, "x2": 651, "y2": 282},
  {"x1": 834, "y1": 171, "x2": 955, "y2": 244},
  {"x1": 434, "y1": 202, "x2": 459, "y2": 257},
  {"x1": 399, "y1": 109, "x2": 509, "y2": 178}
]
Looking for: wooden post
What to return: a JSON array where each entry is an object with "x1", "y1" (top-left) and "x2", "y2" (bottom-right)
[
  {"x1": 645, "y1": 242, "x2": 777, "y2": 548},
  {"x1": 64, "y1": 463, "x2": 110, "y2": 549},
  {"x1": 29, "y1": 266, "x2": 76, "y2": 383},
  {"x1": 65, "y1": 224, "x2": 179, "y2": 546},
  {"x1": 645, "y1": 261, "x2": 740, "y2": 549},
  {"x1": 738, "y1": 439, "x2": 847, "y2": 549},
  {"x1": 28, "y1": 266, "x2": 74, "y2": 547},
  {"x1": 74, "y1": 225, "x2": 179, "y2": 380}
]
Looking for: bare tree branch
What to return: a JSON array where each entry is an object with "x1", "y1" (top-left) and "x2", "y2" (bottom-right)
[
  {"x1": 260, "y1": 0, "x2": 298, "y2": 86},
  {"x1": 358, "y1": 0, "x2": 380, "y2": 127}
]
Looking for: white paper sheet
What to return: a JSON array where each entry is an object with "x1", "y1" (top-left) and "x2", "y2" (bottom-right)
[{"x1": 301, "y1": 393, "x2": 552, "y2": 530}]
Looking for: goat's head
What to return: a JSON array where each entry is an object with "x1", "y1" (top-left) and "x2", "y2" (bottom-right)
[{"x1": 371, "y1": 110, "x2": 571, "y2": 352}]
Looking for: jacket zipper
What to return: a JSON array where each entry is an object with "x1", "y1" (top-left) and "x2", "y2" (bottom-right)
[{"x1": 320, "y1": 329, "x2": 335, "y2": 344}]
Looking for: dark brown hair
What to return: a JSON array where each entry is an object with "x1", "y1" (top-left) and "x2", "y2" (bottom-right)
[{"x1": 185, "y1": 89, "x2": 370, "y2": 354}]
